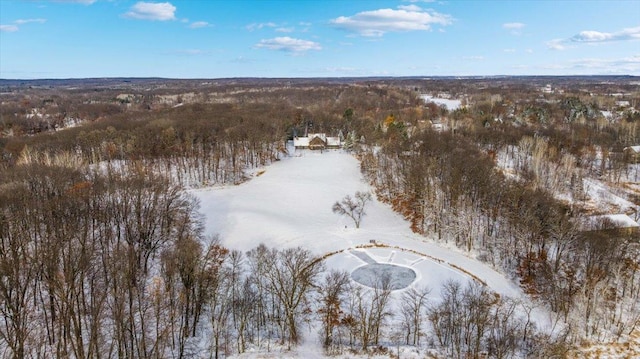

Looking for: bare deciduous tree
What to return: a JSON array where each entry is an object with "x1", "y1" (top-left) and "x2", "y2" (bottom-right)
[
  {"x1": 318, "y1": 270, "x2": 351, "y2": 353},
  {"x1": 332, "y1": 191, "x2": 372, "y2": 229},
  {"x1": 261, "y1": 246, "x2": 324, "y2": 347},
  {"x1": 400, "y1": 285, "x2": 431, "y2": 346}
]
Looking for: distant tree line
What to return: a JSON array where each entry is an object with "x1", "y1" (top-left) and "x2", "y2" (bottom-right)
[{"x1": 1, "y1": 78, "x2": 639, "y2": 357}]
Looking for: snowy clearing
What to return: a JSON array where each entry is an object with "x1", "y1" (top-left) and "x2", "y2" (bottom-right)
[
  {"x1": 193, "y1": 149, "x2": 522, "y2": 299},
  {"x1": 420, "y1": 94, "x2": 462, "y2": 111},
  {"x1": 192, "y1": 148, "x2": 554, "y2": 356}
]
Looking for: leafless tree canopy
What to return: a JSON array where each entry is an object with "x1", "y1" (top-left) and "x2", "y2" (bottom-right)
[{"x1": 332, "y1": 191, "x2": 373, "y2": 228}]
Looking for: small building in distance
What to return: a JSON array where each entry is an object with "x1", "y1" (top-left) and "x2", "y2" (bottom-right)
[{"x1": 293, "y1": 133, "x2": 341, "y2": 150}]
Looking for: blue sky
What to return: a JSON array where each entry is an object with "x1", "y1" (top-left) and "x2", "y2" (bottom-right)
[{"x1": 1, "y1": 0, "x2": 639, "y2": 78}]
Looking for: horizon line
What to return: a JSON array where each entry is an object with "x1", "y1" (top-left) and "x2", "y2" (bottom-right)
[{"x1": 2, "y1": 74, "x2": 639, "y2": 82}]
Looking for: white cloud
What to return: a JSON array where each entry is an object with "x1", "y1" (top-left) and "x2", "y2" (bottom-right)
[
  {"x1": 503, "y1": 22, "x2": 524, "y2": 30},
  {"x1": 0, "y1": 25, "x2": 19, "y2": 32},
  {"x1": 573, "y1": 31, "x2": 611, "y2": 42},
  {"x1": 538, "y1": 55, "x2": 640, "y2": 74},
  {"x1": 570, "y1": 55, "x2": 640, "y2": 72},
  {"x1": 463, "y1": 55, "x2": 485, "y2": 61},
  {"x1": 246, "y1": 22, "x2": 276, "y2": 31},
  {"x1": 189, "y1": 21, "x2": 210, "y2": 29},
  {"x1": 503, "y1": 22, "x2": 524, "y2": 35},
  {"x1": 571, "y1": 26, "x2": 640, "y2": 43},
  {"x1": 398, "y1": 4, "x2": 422, "y2": 11},
  {"x1": 331, "y1": 7, "x2": 452, "y2": 37},
  {"x1": 230, "y1": 56, "x2": 255, "y2": 64},
  {"x1": 124, "y1": 2, "x2": 176, "y2": 21},
  {"x1": 503, "y1": 48, "x2": 516, "y2": 53},
  {"x1": 1, "y1": 18, "x2": 47, "y2": 32},
  {"x1": 548, "y1": 26, "x2": 640, "y2": 50},
  {"x1": 254, "y1": 37, "x2": 321, "y2": 53},
  {"x1": 15, "y1": 18, "x2": 47, "y2": 25},
  {"x1": 546, "y1": 38, "x2": 568, "y2": 51},
  {"x1": 540, "y1": 64, "x2": 565, "y2": 70},
  {"x1": 324, "y1": 66, "x2": 364, "y2": 75},
  {"x1": 298, "y1": 22, "x2": 311, "y2": 32},
  {"x1": 247, "y1": 22, "x2": 298, "y2": 33}
]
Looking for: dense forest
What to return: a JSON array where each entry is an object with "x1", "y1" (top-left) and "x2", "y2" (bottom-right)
[{"x1": 1, "y1": 77, "x2": 639, "y2": 358}]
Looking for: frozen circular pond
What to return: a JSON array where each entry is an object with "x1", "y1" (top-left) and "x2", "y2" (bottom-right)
[
  {"x1": 324, "y1": 246, "x2": 475, "y2": 297},
  {"x1": 351, "y1": 263, "x2": 417, "y2": 290}
]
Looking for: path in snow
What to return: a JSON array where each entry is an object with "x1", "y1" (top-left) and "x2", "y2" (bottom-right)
[{"x1": 350, "y1": 249, "x2": 376, "y2": 264}]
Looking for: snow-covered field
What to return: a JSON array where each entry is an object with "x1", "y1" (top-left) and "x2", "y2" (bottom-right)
[
  {"x1": 194, "y1": 149, "x2": 522, "y2": 298},
  {"x1": 191, "y1": 149, "x2": 553, "y2": 356},
  {"x1": 420, "y1": 94, "x2": 462, "y2": 111}
]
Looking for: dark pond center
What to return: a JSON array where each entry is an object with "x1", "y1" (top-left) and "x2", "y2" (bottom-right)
[{"x1": 351, "y1": 263, "x2": 417, "y2": 290}]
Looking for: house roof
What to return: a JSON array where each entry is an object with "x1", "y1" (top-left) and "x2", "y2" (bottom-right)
[
  {"x1": 309, "y1": 136, "x2": 326, "y2": 146},
  {"x1": 293, "y1": 137, "x2": 310, "y2": 147},
  {"x1": 309, "y1": 133, "x2": 327, "y2": 141},
  {"x1": 326, "y1": 137, "x2": 341, "y2": 146},
  {"x1": 624, "y1": 145, "x2": 640, "y2": 153},
  {"x1": 294, "y1": 133, "x2": 342, "y2": 148}
]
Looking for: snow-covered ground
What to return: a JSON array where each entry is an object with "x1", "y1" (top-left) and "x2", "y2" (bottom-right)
[
  {"x1": 583, "y1": 177, "x2": 640, "y2": 215},
  {"x1": 193, "y1": 149, "x2": 522, "y2": 298},
  {"x1": 192, "y1": 149, "x2": 552, "y2": 356},
  {"x1": 327, "y1": 247, "x2": 472, "y2": 298},
  {"x1": 420, "y1": 94, "x2": 462, "y2": 111}
]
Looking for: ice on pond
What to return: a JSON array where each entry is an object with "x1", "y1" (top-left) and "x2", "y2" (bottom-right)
[{"x1": 351, "y1": 263, "x2": 417, "y2": 290}]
